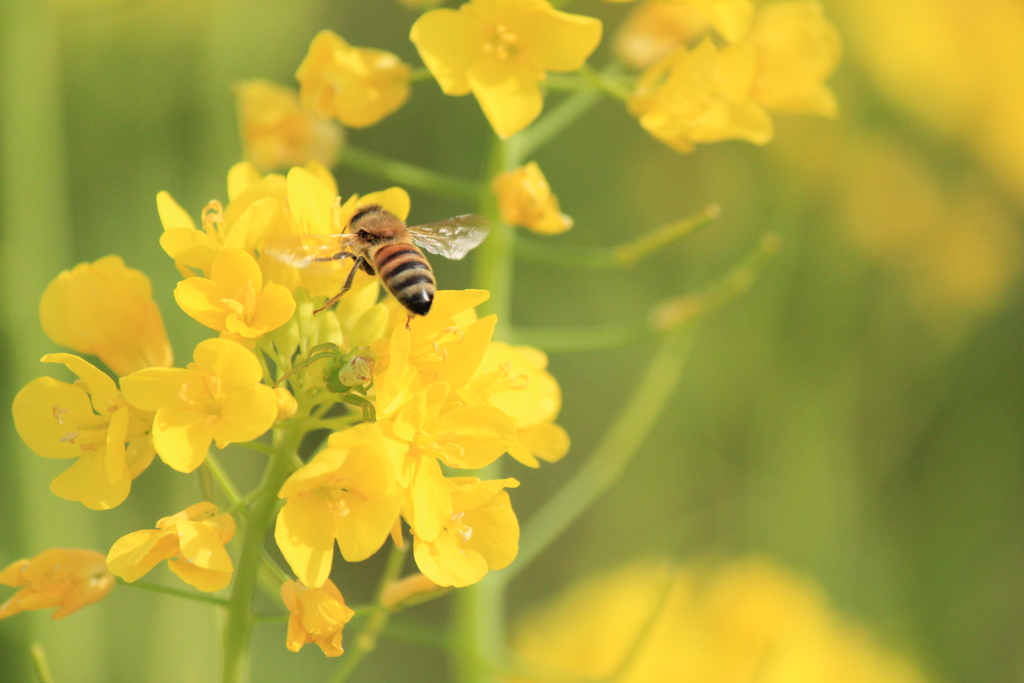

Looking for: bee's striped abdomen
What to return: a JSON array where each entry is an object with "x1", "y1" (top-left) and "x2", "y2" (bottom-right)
[{"x1": 373, "y1": 243, "x2": 435, "y2": 316}]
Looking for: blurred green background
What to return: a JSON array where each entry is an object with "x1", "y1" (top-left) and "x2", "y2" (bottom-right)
[{"x1": 2, "y1": 0, "x2": 1023, "y2": 681}]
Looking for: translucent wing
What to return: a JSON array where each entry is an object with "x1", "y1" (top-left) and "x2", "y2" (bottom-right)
[
  {"x1": 262, "y1": 233, "x2": 357, "y2": 269},
  {"x1": 408, "y1": 215, "x2": 491, "y2": 261}
]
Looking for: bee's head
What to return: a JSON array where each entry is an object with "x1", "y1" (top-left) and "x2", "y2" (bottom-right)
[{"x1": 348, "y1": 204, "x2": 389, "y2": 232}]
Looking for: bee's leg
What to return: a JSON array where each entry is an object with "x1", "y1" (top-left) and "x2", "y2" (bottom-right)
[
  {"x1": 314, "y1": 256, "x2": 365, "y2": 314},
  {"x1": 314, "y1": 251, "x2": 355, "y2": 263},
  {"x1": 405, "y1": 315, "x2": 413, "y2": 330}
]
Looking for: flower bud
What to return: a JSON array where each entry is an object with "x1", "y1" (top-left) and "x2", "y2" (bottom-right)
[
  {"x1": 274, "y1": 387, "x2": 298, "y2": 420},
  {"x1": 380, "y1": 573, "x2": 446, "y2": 611}
]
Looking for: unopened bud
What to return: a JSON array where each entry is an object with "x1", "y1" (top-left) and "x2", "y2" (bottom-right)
[
  {"x1": 380, "y1": 573, "x2": 446, "y2": 611},
  {"x1": 274, "y1": 387, "x2": 298, "y2": 420}
]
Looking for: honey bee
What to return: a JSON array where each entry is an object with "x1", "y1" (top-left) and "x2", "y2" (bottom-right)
[{"x1": 265, "y1": 205, "x2": 490, "y2": 319}]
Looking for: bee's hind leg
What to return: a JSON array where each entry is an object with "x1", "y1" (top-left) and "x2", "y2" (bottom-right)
[{"x1": 313, "y1": 256, "x2": 365, "y2": 314}]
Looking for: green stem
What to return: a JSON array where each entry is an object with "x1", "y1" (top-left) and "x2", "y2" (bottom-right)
[
  {"x1": 328, "y1": 540, "x2": 409, "y2": 683},
  {"x1": 29, "y1": 643, "x2": 54, "y2": 683},
  {"x1": 514, "y1": 204, "x2": 720, "y2": 269},
  {"x1": 205, "y1": 453, "x2": 242, "y2": 507},
  {"x1": 383, "y1": 618, "x2": 452, "y2": 650},
  {"x1": 338, "y1": 145, "x2": 481, "y2": 202},
  {"x1": 408, "y1": 66, "x2": 432, "y2": 83},
  {"x1": 497, "y1": 323, "x2": 700, "y2": 585},
  {"x1": 222, "y1": 417, "x2": 305, "y2": 683},
  {"x1": 578, "y1": 64, "x2": 631, "y2": 101},
  {"x1": 117, "y1": 578, "x2": 230, "y2": 607},
  {"x1": 506, "y1": 89, "x2": 602, "y2": 162},
  {"x1": 472, "y1": 137, "x2": 515, "y2": 336},
  {"x1": 509, "y1": 324, "x2": 649, "y2": 353}
]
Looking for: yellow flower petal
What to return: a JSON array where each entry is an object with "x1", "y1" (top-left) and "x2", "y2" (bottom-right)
[
  {"x1": 251, "y1": 284, "x2": 297, "y2": 333},
  {"x1": 105, "y1": 529, "x2": 171, "y2": 583},
  {"x1": 409, "y1": 7, "x2": 481, "y2": 95},
  {"x1": 120, "y1": 368, "x2": 196, "y2": 412},
  {"x1": 275, "y1": 496, "x2": 337, "y2": 588},
  {"x1": 49, "y1": 448, "x2": 130, "y2": 511},
  {"x1": 426, "y1": 405, "x2": 515, "y2": 469},
  {"x1": 287, "y1": 166, "x2": 336, "y2": 235},
  {"x1": 159, "y1": 228, "x2": 221, "y2": 273},
  {"x1": 517, "y1": 422, "x2": 570, "y2": 463},
  {"x1": 157, "y1": 191, "x2": 197, "y2": 231},
  {"x1": 0, "y1": 549, "x2": 114, "y2": 620},
  {"x1": 191, "y1": 338, "x2": 263, "y2": 393},
  {"x1": 526, "y1": 5, "x2": 603, "y2": 72},
  {"x1": 152, "y1": 408, "x2": 215, "y2": 473},
  {"x1": 414, "y1": 531, "x2": 489, "y2": 588},
  {"x1": 214, "y1": 384, "x2": 278, "y2": 447},
  {"x1": 174, "y1": 277, "x2": 228, "y2": 330},
  {"x1": 227, "y1": 162, "x2": 262, "y2": 201},
  {"x1": 355, "y1": 187, "x2": 411, "y2": 222},
  {"x1": 13, "y1": 378, "x2": 93, "y2": 460},
  {"x1": 461, "y1": 490, "x2": 518, "y2": 570},
  {"x1": 40, "y1": 256, "x2": 173, "y2": 376},
  {"x1": 404, "y1": 455, "x2": 452, "y2": 542},
  {"x1": 211, "y1": 248, "x2": 263, "y2": 299},
  {"x1": 467, "y1": 58, "x2": 544, "y2": 139}
]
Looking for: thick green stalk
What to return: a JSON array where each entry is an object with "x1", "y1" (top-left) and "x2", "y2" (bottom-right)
[{"x1": 221, "y1": 419, "x2": 305, "y2": 683}]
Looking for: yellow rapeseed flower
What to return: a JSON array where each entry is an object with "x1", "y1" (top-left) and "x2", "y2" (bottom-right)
[
  {"x1": 372, "y1": 289, "x2": 496, "y2": 417},
  {"x1": 13, "y1": 354, "x2": 155, "y2": 510},
  {"x1": 459, "y1": 342, "x2": 568, "y2": 467},
  {"x1": 412, "y1": 476, "x2": 519, "y2": 587},
  {"x1": 174, "y1": 247, "x2": 296, "y2": 340},
  {"x1": 610, "y1": 0, "x2": 754, "y2": 56},
  {"x1": 280, "y1": 165, "x2": 409, "y2": 298},
  {"x1": 492, "y1": 162, "x2": 573, "y2": 235},
  {"x1": 410, "y1": 0, "x2": 603, "y2": 138},
  {"x1": 0, "y1": 549, "x2": 114, "y2": 620},
  {"x1": 629, "y1": 38, "x2": 773, "y2": 152},
  {"x1": 280, "y1": 579, "x2": 355, "y2": 657},
  {"x1": 234, "y1": 79, "x2": 343, "y2": 172},
  {"x1": 156, "y1": 160, "x2": 335, "y2": 279},
  {"x1": 380, "y1": 382, "x2": 515, "y2": 543},
  {"x1": 614, "y1": 0, "x2": 710, "y2": 69},
  {"x1": 106, "y1": 502, "x2": 236, "y2": 593},
  {"x1": 40, "y1": 256, "x2": 173, "y2": 377},
  {"x1": 275, "y1": 423, "x2": 401, "y2": 588},
  {"x1": 120, "y1": 338, "x2": 278, "y2": 473},
  {"x1": 510, "y1": 559, "x2": 929, "y2": 683},
  {"x1": 748, "y1": 0, "x2": 841, "y2": 118},
  {"x1": 296, "y1": 30, "x2": 411, "y2": 128}
]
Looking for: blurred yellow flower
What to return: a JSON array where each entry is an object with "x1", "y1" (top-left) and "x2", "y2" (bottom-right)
[
  {"x1": 280, "y1": 579, "x2": 355, "y2": 657},
  {"x1": 460, "y1": 342, "x2": 569, "y2": 467},
  {"x1": 492, "y1": 162, "x2": 573, "y2": 235},
  {"x1": 275, "y1": 423, "x2": 401, "y2": 588},
  {"x1": 380, "y1": 381, "x2": 515, "y2": 542},
  {"x1": 511, "y1": 559, "x2": 928, "y2": 683},
  {"x1": 296, "y1": 30, "x2": 410, "y2": 128},
  {"x1": 372, "y1": 289, "x2": 496, "y2": 416},
  {"x1": 412, "y1": 476, "x2": 519, "y2": 587},
  {"x1": 106, "y1": 502, "x2": 236, "y2": 593},
  {"x1": 40, "y1": 256, "x2": 173, "y2": 377},
  {"x1": 120, "y1": 338, "x2": 277, "y2": 473},
  {"x1": 614, "y1": 0, "x2": 710, "y2": 69},
  {"x1": 611, "y1": 0, "x2": 753, "y2": 60},
  {"x1": 0, "y1": 549, "x2": 114, "y2": 620},
  {"x1": 234, "y1": 79, "x2": 343, "y2": 172},
  {"x1": 13, "y1": 353, "x2": 155, "y2": 510},
  {"x1": 274, "y1": 386, "x2": 298, "y2": 420},
  {"x1": 410, "y1": 0, "x2": 603, "y2": 138},
  {"x1": 748, "y1": 0, "x2": 841, "y2": 118},
  {"x1": 629, "y1": 38, "x2": 773, "y2": 152},
  {"x1": 174, "y1": 248, "x2": 296, "y2": 340}
]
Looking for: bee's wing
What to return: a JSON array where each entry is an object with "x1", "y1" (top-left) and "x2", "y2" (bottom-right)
[
  {"x1": 262, "y1": 233, "x2": 356, "y2": 269},
  {"x1": 408, "y1": 215, "x2": 491, "y2": 261}
]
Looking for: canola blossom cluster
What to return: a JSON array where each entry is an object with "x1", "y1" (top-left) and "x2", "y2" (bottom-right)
[
  {"x1": 4, "y1": 161, "x2": 568, "y2": 657},
  {"x1": 2, "y1": 0, "x2": 845, "y2": 674}
]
